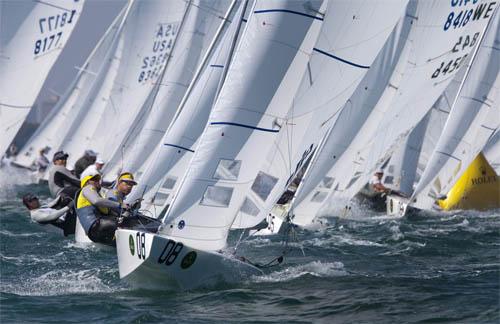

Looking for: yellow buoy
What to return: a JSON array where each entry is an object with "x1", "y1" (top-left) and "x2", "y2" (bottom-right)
[{"x1": 438, "y1": 152, "x2": 499, "y2": 211}]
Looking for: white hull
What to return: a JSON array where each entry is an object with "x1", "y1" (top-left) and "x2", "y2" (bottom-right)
[
  {"x1": 250, "y1": 204, "x2": 288, "y2": 236},
  {"x1": 116, "y1": 229, "x2": 263, "y2": 290},
  {"x1": 75, "y1": 216, "x2": 93, "y2": 244},
  {"x1": 386, "y1": 195, "x2": 409, "y2": 218}
]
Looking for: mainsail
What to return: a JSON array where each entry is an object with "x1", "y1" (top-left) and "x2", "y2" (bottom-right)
[
  {"x1": 14, "y1": 5, "x2": 127, "y2": 168},
  {"x1": 159, "y1": 0, "x2": 326, "y2": 251},
  {"x1": 293, "y1": 0, "x2": 497, "y2": 222},
  {"x1": 103, "y1": 0, "x2": 231, "y2": 178},
  {"x1": 234, "y1": 0, "x2": 409, "y2": 229},
  {"x1": 0, "y1": 0, "x2": 84, "y2": 156},
  {"x1": 59, "y1": 0, "x2": 186, "y2": 168},
  {"x1": 127, "y1": 0, "x2": 247, "y2": 216},
  {"x1": 411, "y1": 6, "x2": 499, "y2": 209}
]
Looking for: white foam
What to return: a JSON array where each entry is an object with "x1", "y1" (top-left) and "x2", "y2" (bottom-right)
[
  {"x1": 1, "y1": 269, "x2": 123, "y2": 296},
  {"x1": 252, "y1": 261, "x2": 347, "y2": 283},
  {"x1": 0, "y1": 230, "x2": 45, "y2": 238}
]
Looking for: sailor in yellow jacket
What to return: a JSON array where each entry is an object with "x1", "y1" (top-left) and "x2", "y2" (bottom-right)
[
  {"x1": 76, "y1": 170, "x2": 125, "y2": 246},
  {"x1": 105, "y1": 172, "x2": 138, "y2": 210}
]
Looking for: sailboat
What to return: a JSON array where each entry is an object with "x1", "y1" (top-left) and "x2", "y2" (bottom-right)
[
  {"x1": 288, "y1": 0, "x2": 497, "y2": 224},
  {"x1": 0, "y1": 0, "x2": 84, "y2": 158},
  {"x1": 115, "y1": 0, "x2": 326, "y2": 289},
  {"x1": 242, "y1": 0, "x2": 409, "y2": 234},
  {"x1": 407, "y1": 5, "x2": 499, "y2": 213}
]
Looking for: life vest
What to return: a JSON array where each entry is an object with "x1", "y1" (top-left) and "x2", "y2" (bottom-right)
[{"x1": 76, "y1": 186, "x2": 109, "y2": 234}]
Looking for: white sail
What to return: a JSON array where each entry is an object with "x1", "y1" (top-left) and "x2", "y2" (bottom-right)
[
  {"x1": 484, "y1": 130, "x2": 500, "y2": 174},
  {"x1": 382, "y1": 111, "x2": 430, "y2": 196},
  {"x1": 344, "y1": 0, "x2": 498, "y2": 202},
  {"x1": 0, "y1": 0, "x2": 84, "y2": 156},
  {"x1": 59, "y1": 0, "x2": 186, "y2": 168},
  {"x1": 14, "y1": 6, "x2": 127, "y2": 168},
  {"x1": 158, "y1": 0, "x2": 325, "y2": 251},
  {"x1": 232, "y1": 0, "x2": 408, "y2": 229},
  {"x1": 412, "y1": 7, "x2": 500, "y2": 209},
  {"x1": 293, "y1": 0, "x2": 497, "y2": 222},
  {"x1": 103, "y1": 0, "x2": 231, "y2": 178},
  {"x1": 127, "y1": 0, "x2": 247, "y2": 216},
  {"x1": 290, "y1": 5, "x2": 415, "y2": 225}
]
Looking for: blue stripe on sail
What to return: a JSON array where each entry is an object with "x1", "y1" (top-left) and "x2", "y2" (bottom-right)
[
  {"x1": 313, "y1": 48, "x2": 370, "y2": 69},
  {"x1": 163, "y1": 143, "x2": 194, "y2": 153},
  {"x1": 254, "y1": 9, "x2": 324, "y2": 21},
  {"x1": 210, "y1": 64, "x2": 224, "y2": 68},
  {"x1": 210, "y1": 122, "x2": 280, "y2": 133}
]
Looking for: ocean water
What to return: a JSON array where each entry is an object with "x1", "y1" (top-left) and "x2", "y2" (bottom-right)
[{"x1": 1, "y1": 181, "x2": 499, "y2": 323}]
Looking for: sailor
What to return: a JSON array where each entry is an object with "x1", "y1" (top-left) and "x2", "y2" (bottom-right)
[
  {"x1": 369, "y1": 170, "x2": 390, "y2": 194},
  {"x1": 76, "y1": 171, "x2": 125, "y2": 246},
  {"x1": 22, "y1": 193, "x2": 76, "y2": 236},
  {"x1": 105, "y1": 172, "x2": 138, "y2": 207},
  {"x1": 80, "y1": 158, "x2": 105, "y2": 180},
  {"x1": 48, "y1": 151, "x2": 81, "y2": 200},
  {"x1": 6, "y1": 143, "x2": 18, "y2": 158},
  {"x1": 35, "y1": 147, "x2": 50, "y2": 172},
  {"x1": 74, "y1": 149, "x2": 97, "y2": 179}
]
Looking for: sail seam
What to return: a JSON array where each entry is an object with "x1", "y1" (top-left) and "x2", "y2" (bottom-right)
[
  {"x1": 436, "y1": 151, "x2": 461, "y2": 161},
  {"x1": 312, "y1": 48, "x2": 370, "y2": 69},
  {"x1": 253, "y1": 9, "x2": 324, "y2": 21},
  {"x1": 163, "y1": 143, "x2": 195, "y2": 152},
  {"x1": 210, "y1": 122, "x2": 280, "y2": 133}
]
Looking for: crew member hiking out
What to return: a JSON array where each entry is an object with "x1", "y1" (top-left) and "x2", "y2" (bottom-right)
[
  {"x1": 76, "y1": 171, "x2": 126, "y2": 246},
  {"x1": 48, "y1": 151, "x2": 81, "y2": 200},
  {"x1": 22, "y1": 193, "x2": 76, "y2": 236}
]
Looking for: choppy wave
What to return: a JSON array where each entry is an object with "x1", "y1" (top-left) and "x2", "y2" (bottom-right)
[
  {"x1": 1, "y1": 184, "x2": 499, "y2": 322},
  {"x1": 252, "y1": 261, "x2": 347, "y2": 283},
  {"x1": 1, "y1": 269, "x2": 122, "y2": 296}
]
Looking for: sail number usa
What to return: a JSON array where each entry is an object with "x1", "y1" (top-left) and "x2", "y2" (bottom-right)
[
  {"x1": 138, "y1": 22, "x2": 178, "y2": 84},
  {"x1": 34, "y1": 10, "x2": 77, "y2": 55}
]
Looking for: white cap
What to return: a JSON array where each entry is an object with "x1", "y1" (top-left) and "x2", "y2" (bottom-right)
[{"x1": 96, "y1": 158, "x2": 105, "y2": 164}]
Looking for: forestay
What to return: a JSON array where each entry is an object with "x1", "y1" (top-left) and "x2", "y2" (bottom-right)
[
  {"x1": 60, "y1": 0, "x2": 186, "y2": 168},
  {"x1": 14, "y1": 6, "x2": 127, "y2": 168},
  {"x1": 159, "y1": 0, "x2": 325, "y2": 251},
  {"x1": 0, "y1": 0, "x2": 84, "y2": 156},
  {"x1": 127, "y1": 0, "x2": 247, "y2": 216},
  {"x1": 103, "y1": 0, "x2": 231, "y2": 178},
  {"x1": 412, "y1": 7, "x2": 500, "y2": 209},
  {"x1": 232, "y1": 0, "x2": 408, "y2": 229}
]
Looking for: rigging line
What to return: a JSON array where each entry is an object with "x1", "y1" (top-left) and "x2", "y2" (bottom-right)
[{"x1": 34, "y1": 0, "x2": 75, "y2": 12}]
